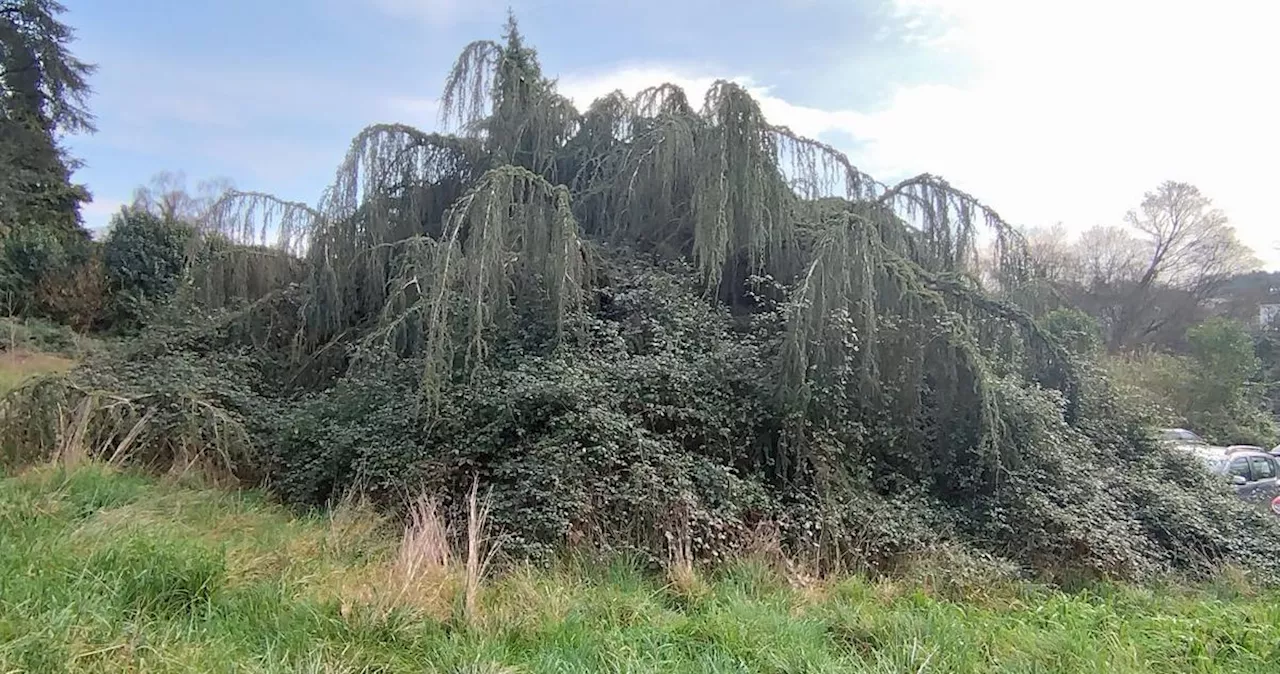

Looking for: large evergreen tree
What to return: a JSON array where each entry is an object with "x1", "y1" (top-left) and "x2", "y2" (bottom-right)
[{"x1": 0, "y1": 0, "x2": 95, "y2": 312}]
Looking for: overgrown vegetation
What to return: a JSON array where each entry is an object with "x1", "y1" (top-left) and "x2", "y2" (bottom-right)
[
  {"x1": 5, "y1": 14, "x2": 1280, "y2": 584},
  {"x1": 1109, "y1": 318, "x2": 1278, "y2": 445},
  {"x1": 5, "y1": 465, "x2": 1280, "y2": 673}
]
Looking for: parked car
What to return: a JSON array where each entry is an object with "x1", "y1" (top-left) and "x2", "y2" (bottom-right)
[
  {"x1": 1192, "y1": 445, "x2": 1280, "y2": 516},
  {"x1": 1160, "y1": 428, "x2": 1208, "y2": 447}
]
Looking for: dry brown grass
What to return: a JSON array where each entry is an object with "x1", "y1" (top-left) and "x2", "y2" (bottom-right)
[
  {"x1": 663, "y1": 513, "x2": 707, "y2": 601},
  {"x1": 463, "y1": 478, "x2": 500, "y2": 624},
  {"x1": 324, "y1": 490, "x2": 390, "y2": 559},
  {"x1": 0, "y1": 349, "x2": 75, "y2": 394},
  {"x1": 742, "y1": 519, "x2": 820, "y2": 592},
  {"x1": 330, "y1": 480, "x2": 499, "y2": 626}
]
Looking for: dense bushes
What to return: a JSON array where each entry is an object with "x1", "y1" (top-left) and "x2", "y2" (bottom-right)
[
  {"x1": 0, "y1": 221, "x2": 101, "y2": 328},
  {"x1": 101, "y1": 209, "x2": 196, "y2": 330},
  {"x1": 1108, "y1": 318, "x2": 1277, "y2": 445},
  {"x1": 0, "y1": 206, "x2": 199, "y2": 335},
  {"x1": 11, "y1": 250, "x2": 1280, "y2": 583},
  {"x1": 0, "y1": 316, "x2": 88, "y2": 356}
]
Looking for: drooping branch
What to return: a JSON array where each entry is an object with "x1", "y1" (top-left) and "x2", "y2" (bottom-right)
[
  {"x1": 440, "y1": 39, "x2": 502, "y2": 132},
  {"x1": 633, "y1": 83, "x2": 695, "y2": 118},
  {"x1": 779, "y1": 205, "x2": 1078, "y2": 484},
  {"x1": 322, "y1": 123, "x2": 487, "y2": 223},
  {"x1": 880, "y1": 173, "x2": 1031, "y2": 285},
  {"x1": 772, "y1": 125, "x2": 883, "y2": 203},
  {"x1": 203, "y1": 189, "x2": 319, "y2": 242},
  {"x1": 931, "y1": 275, "x2": 1079, "y2": 418},
  {"x1": 358, "y1": 165, "x2": 588, "y2": 408}
]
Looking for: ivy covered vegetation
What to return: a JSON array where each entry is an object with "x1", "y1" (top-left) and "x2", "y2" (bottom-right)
[{"x1": 5, "y1": 17, "x2": 1278, "y2": 582}]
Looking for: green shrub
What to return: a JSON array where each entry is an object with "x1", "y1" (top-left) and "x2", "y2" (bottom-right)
[
  {"x1": 1043, "y1": 308, "x2": 1104, "y2": 356},
  {"x1": 0, "y1": 221, "x2": 99, "y2": 325},
  {"x1": 0, "y1": 316, "x2": 86, "y2": 355},
  {"x1": 101, "y1": 208, "x2": 196, "y2": 331},
  {"x1": 1107, "y1": 319, "x2": 1277, "y2": 445},
  {"x1": 0, "y1": 326, "x2": 275, "y2": 475}
]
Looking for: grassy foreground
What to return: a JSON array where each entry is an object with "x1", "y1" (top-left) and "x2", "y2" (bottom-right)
[{"x1": 2, "y1": 466, "x2": 1280, "y2": 673}]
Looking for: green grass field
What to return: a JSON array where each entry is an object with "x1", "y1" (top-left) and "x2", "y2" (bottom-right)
[{"x1": 3, "y1": 465, "x2": 1280, "y2": 673}]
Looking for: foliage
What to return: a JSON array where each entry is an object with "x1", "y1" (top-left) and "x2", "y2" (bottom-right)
[
  {"x1": 0, "y1": 325, "x2": 275, "y2": 475},
  {"x1": 32, "y1": 240, "x2": 105, "y2": 331},
  {"x1": 1107, "y1": 318, "x2": 1277, "y2": 445},
  {"x1": 1042, "y1": 307, "x2": 1104, "y2": 357},
  {"x1": 0, "y1": 0, "x2": 96, "y2": 318},
  {"x1": 101, "y1": 207, "x2": 197, "y2": 330},
  {"x1": 1184, "y1": 319, "x2": 1277, "y2": 444},
  {"x1": 5, "y1": 466, "x2": 1280, "y2": 673},
  {"x1": 0, "y1": 217, "x2": 95, "y2": 318},
  {"x1": 14, "y1": 16, "x2": 1280, "y2": 582},
  {"x1": 1256, "y1": 327, "x2": 1280, "y2": 421},
  {"x1": 0, "y1": 315, "x2": 84, "y2": 354}
]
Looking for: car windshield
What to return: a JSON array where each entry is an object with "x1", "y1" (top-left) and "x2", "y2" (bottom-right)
[{"x1": 1162, "y1": 429, "x2": 1206, "y2": 444}]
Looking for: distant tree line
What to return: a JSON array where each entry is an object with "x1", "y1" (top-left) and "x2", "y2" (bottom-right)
[{"x1": 1019, "y1": 183, "x2": 1279, "y2": 444}]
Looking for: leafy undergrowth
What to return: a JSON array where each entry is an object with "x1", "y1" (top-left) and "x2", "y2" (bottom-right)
[{"x1": 3, "y1": 466, "x2": 1280, "y2": 673}]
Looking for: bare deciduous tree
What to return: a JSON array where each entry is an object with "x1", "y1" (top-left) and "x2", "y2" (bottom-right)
[
  {"x1": 130, "y1": 171, "x2": 234, "y2": 223},
  {"x1": 1106, "y1": 181, "x2": 1257, "y2": 349},
  {"x1": 1023, "y1": 223, "x2": 1080, "y2": 284},
  {"x1": 1024, "y1": 182, "x2": 1257, "y2": 350}
]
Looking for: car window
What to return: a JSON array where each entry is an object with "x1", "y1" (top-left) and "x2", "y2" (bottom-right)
[
  {"x1": 1249, "y1": 456, "x2": 1276, "y2": 480},
  {"x1": 1229, "y1": 457, "x2": 1252, "y2": 480},
  {"x1": 1164, "y1": 429, "x2": 1203, "y2": 443},
  {"x1": 1180, "y1": 430, "x2": 1205, "y2": 444}
]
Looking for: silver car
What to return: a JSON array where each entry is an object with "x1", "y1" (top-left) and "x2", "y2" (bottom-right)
[
  {"x1": 1160, "y1": 428, "x2": 1208, "y2": 447},
  {"x1": 1194, "y1": 446, "x2": 1280, "y2": 516}
]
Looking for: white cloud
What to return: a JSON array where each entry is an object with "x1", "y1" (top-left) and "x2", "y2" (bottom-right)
[
  {"x1": 81, "y1": 197, "x2": 127, "y2": 233},
  {"x1": 872, "y1": 0, "x2": 1280, "y2": 267},
  {"x1": 553, "y1": 0, "x2": 1280, "y2": 268}
]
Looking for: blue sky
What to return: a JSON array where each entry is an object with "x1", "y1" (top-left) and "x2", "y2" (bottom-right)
[{"x1": 60, "y1": 0, "x2": 1279, "y2": 268}]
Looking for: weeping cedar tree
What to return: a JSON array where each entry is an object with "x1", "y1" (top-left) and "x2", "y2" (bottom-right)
[{"x1": 9, "y1": 16, "x2": 1280, "y2": 581}]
